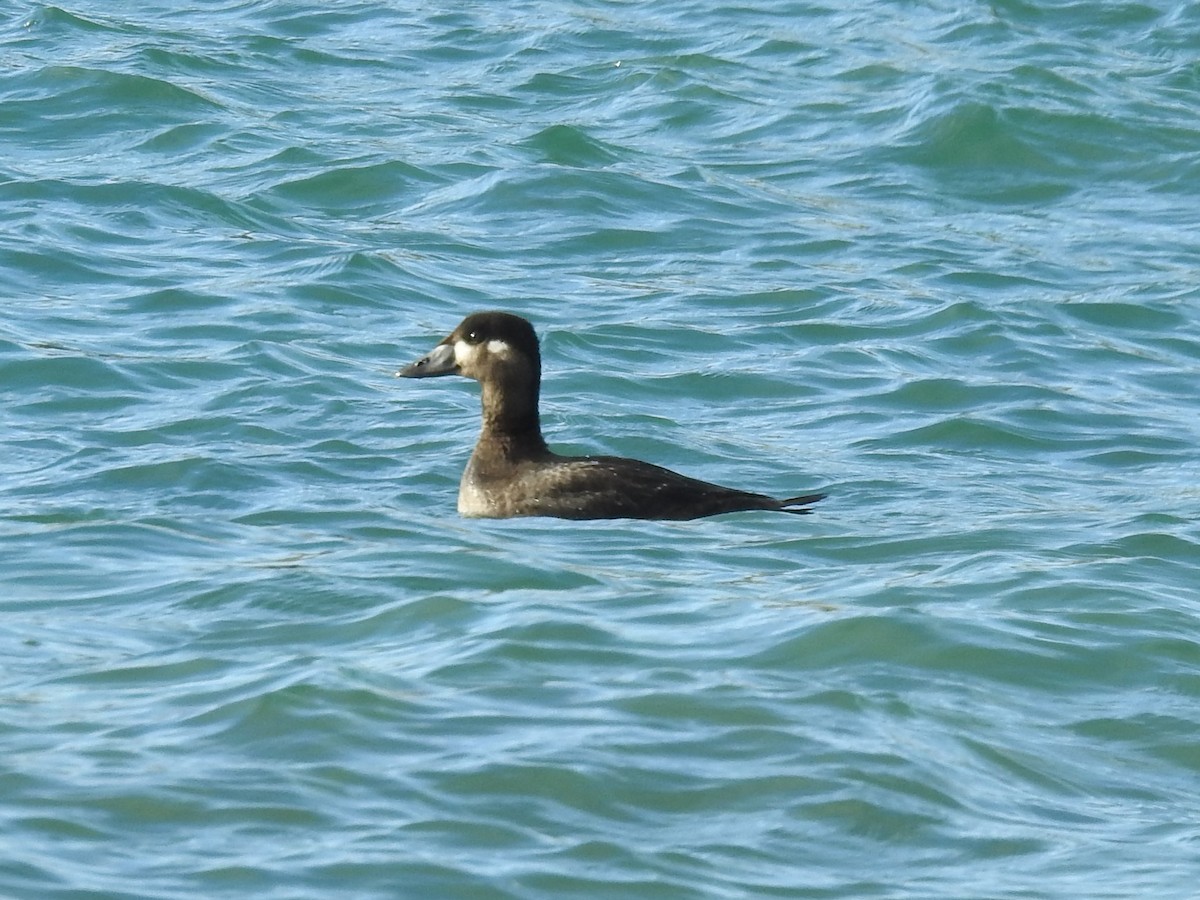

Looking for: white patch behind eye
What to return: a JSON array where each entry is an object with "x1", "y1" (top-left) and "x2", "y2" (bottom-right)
[{"x1": 454, "y1": 338, "x2": 513, "y2": 365}]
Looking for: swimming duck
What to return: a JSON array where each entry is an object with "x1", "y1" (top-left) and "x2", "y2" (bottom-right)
[{"x1": 398, "y1": 311, "x2": 825, "y2": 520}]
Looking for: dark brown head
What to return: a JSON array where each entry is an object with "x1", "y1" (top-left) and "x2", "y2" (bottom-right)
[
  {"x1": 398, "y1": 311, "x2": 540, "y2": 382},
  {"x1": 398, "y1": 311, "x2": 544, "y2": 439}
]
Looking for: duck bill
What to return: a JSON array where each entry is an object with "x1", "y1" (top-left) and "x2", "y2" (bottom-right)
[{"x1": 397, "y1": 340, "x2": 457, "y2": 378}]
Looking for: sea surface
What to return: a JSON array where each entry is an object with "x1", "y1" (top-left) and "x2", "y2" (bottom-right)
[{"x1": 3, "y1": 1, "x2": 1200, "y2": 897}]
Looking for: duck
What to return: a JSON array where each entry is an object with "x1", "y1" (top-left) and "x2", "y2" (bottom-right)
[{"x1": 397, "y1": 311, "x2": 825, "y2": 520}]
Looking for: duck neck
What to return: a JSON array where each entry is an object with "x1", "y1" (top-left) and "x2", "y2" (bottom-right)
[{"x1": 477, "y1": 373, "x2": 548, "y2": 459}]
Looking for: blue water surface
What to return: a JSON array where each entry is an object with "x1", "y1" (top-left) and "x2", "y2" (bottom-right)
[{"x1": 3, "y1": 1, "x2": 1200, "y2": 897}]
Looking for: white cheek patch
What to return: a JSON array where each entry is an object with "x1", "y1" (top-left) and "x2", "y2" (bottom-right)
[
  {"x1": 453, "y1": 339, "x2": 476, "y2": 366},
  {"x1": 454, "y1": 338, "x2": 513, "y2": 366}
]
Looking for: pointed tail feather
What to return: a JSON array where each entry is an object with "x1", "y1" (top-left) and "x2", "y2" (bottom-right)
[{"x1": 778, "y1": 493, "x2": 826, "y2": 514}]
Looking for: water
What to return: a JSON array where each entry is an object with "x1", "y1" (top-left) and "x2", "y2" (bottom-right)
[{"x1": 3, "y1": 1, "x2": 1200, "y2": 897}]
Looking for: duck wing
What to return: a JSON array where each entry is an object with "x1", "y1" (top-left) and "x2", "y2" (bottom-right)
[{"x1": 523, "y1": 455, "x2": 824, "y2": 521}]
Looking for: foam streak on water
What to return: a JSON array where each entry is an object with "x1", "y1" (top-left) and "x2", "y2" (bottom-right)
[{"x1": 3, "y1": 2, "x2": 1200, "y2": 898}]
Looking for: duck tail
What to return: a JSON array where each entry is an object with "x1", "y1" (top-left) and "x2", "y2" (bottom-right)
[{"x1": 778, "y1": 493, "x2": 826, "y2": 514}]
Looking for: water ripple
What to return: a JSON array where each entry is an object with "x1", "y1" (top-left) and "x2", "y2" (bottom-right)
[{"x1": 4, "y1": 1, "x2": 1200, "y2": 898}]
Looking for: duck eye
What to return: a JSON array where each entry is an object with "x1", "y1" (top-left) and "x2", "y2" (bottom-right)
[{"x1": 465, "y1": 330, "x2": 480, "y2": 344}]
